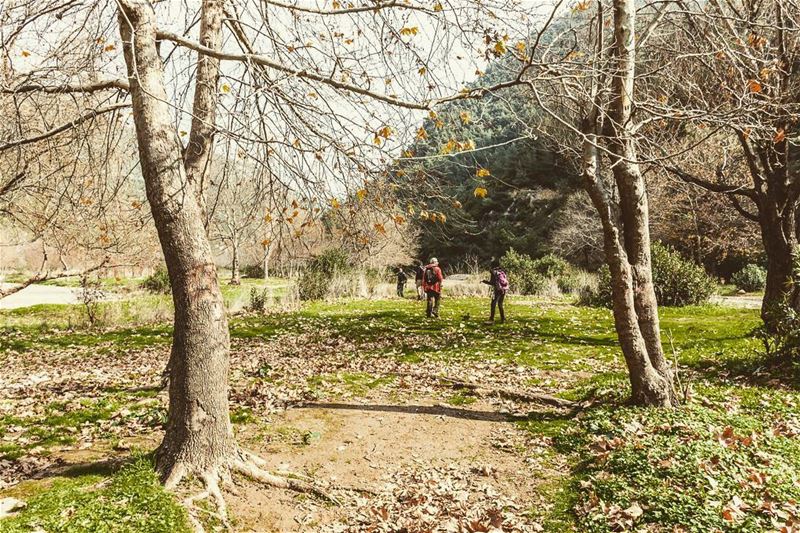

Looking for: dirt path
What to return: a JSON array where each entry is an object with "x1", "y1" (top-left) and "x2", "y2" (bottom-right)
[
  {"x1": 710, "y1": 294, "x2": 762, "y2": 309},
  {"x1": 229, "y1": 399, "x2": 541, "y2": 532},
  {"x1": 0, "y1": 283, "x2": 117, "y2": 309}
]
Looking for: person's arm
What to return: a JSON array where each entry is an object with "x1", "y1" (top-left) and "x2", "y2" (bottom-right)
[{"x1": 482, "y1": 270, "x2": 495, "y2": 285}]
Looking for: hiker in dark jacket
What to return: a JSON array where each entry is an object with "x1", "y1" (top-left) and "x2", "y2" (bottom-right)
[
  {"x1": 481, "y1": 259, "x2": 508, "y2": 323},
  {"x1": 422, "y1": 257, "x2": 444, "y2": 318},
  {"x1": 396, "y1": 267, "x2": 408, "y2": 298},
  {"x1": 414, "y1": 262, "x2": 425, "y2": 300}
]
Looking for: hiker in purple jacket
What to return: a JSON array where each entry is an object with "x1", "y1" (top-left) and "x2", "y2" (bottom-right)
[{"x1": 482, "y1": 259, "x2": 508, "y2": 323}]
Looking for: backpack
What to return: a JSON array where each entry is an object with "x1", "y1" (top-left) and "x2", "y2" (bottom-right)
[
  {"x1": 495, "y1": 269, "x2": 509, "y2": 292},
  {"x1": 424, "y1": 267, "x2": 438, "y2": 285}
]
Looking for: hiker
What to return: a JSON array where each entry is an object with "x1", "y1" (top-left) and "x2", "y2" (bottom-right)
[
  {"x1": 482, "y1": 259, "x2": 508, "y2": 323},
  {"x1": 422, "y1": 257, "x2": 444, "y2": 318},
  {"x1": 414, "y1": 261, "x2": 425, "y2": 300},
  {"x1": 396, "y1": 267, "x2": 408, "y2": 298}
]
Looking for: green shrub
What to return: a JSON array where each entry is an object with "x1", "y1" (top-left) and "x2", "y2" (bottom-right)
[
  {"x1": 249, "y1": 287, "x2": 268, "y2": 312},
  {"x1": 651, "y1": 243, "x2": 716, "y2": 306},
  {"x1": 556, "y1": 271, "x2": 585, "y2": 294},
  {"x1": 140, "y1": 268, "x2": 170, "y2": 294},
  {"x1": 582, "y1": 265, "x2": 613, "y2": 306},
  {"x1": 501, "y1": 249, "x2": 585, "y2": 296},
  {"x1": 298, "y1": 249, "x2": 351, "y2": 301},
  {"x1": 241, "y1": 263, "x2": 264, "y2": 279},
  {"x1": 500, "y1": 248, "x2": 547, "y2": 295},
  {"x1": 532, "y1": 253, "x2": 570, "y2": 279},
  {"x1": 586, "y1": 243, "x2": 716, "y2": 307},
  {"x1": 732, "y1": 264, "x2": 767, "y2": 292}
]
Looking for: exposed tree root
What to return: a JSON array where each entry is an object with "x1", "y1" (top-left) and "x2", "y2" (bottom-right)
[
  {"x1": 161, "y1": 448, "x2": 353, "y2": 532},
  {"x1": 231, "y1": 456, "x2": 341, "y2": 505}
]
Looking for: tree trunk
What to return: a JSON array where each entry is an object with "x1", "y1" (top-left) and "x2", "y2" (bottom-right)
[
  {"x1": 759, "y1": 200, "x2": 799, "y2": 328},
  {"x1": 118, "y1": 0, "x2": 235, "y2": 480},
  {"x1": 183, "y1": 0, "x2": 223, "y2": 222},
  {"x1": 263, "y1": 243, "x2": 272, "y2": 280},
  {"x1": 230, "y1": 242, "x2": 241, "y2": 285},
  {"x1": 577, "y1": 0, "x2": 676, "y2": 406},
  {"x1": 582, "y1": 131, "x2": 675, "y2": 406}
]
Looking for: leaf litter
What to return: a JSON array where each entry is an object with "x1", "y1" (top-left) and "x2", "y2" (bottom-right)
[{"x1": 0, "y1": 314, "x2": 571, "y2": 531}]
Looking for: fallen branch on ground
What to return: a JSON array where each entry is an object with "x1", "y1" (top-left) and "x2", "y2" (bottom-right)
[{"x1": 392, "y1": 371, "x2": 581, "y2": 410}]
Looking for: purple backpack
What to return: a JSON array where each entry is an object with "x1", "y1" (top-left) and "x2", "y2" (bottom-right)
[{"x1": 495, "y1": 269, "x2": 509, "y2": 292}]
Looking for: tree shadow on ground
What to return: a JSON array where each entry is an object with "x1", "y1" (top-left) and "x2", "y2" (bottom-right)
[
  {"x1": 683, "y1": 353, "x2": 800, "y2": 389},
  {"x1": 296, "y1": 401, "x2": 532, "y2": 422},
  {"x1": 527, "y1": 330, "x2": 619, "y2": 348},
  {"x1": 31, "y1": 455, "x2": 134, "y2": 481},
  {"x1": 3, "y1": 382, "x2": 162, "y2": 402}
]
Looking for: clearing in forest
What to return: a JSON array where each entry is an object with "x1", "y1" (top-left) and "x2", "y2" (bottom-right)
[{"x1": 2, "y1": 297, "x2": 799, "y2": 532}]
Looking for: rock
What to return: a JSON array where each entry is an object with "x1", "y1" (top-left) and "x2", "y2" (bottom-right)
[
  {"x1": 738, "y1": 289, "x2": 746, "y2": 294},
  {"x1": 0, "y1": 497, "x2": 26, "y2": 519}
]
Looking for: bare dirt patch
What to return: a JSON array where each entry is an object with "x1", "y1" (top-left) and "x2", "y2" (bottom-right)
[{"x1": 228, "y1": 398, "x2": 543, "y2": 532}]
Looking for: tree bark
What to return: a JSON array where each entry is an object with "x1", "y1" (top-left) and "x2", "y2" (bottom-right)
[
  {"x1": 582, "y1": 131, "x2": 675, "y2": 406},
  {"x1": 118, "y1": 0, "x2": 235, "y2": 480},
  {"x1": 230, "y1": 240, "x2": 241, "y2": 285},
  {"x1": 759, "y1": 192, "x2": 800, "y2": 327},
  {"x1": 577, "y1": 0, "x2": 676, "y2": 406},
  {"x1": 183, "y1": 0, "x2": 223, "y2": 222}
]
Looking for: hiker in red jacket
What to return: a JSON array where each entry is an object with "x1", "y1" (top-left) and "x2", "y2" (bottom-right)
[{"x1": 422, "y1": 257, "x2": 444, "y2": 318}]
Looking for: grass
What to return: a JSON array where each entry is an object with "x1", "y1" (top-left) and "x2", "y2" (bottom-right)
[
  {"x1": 0, "y1": 456, "x2": 190, "y2": 533},
  {"x1": 2, "y1": 290, "x2": 792, "y2": 531},
  {"x1": 0, "y1": 394, "x2": 165, "y2": 461},
  {"x1": 307, "y1": 371, "x2": 396, "y2": 397},
  {"x1": 0, "y1": 277, "x2": 290, "y2": 352},
  {"x1": 559, "y1": 387, "x2": 800, "y2": 532}
]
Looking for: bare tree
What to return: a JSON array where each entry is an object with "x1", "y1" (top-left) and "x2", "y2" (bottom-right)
[
  {"x1": 499, "y1": 0, "x2": 679, "y2": 405},
  {"x1": 577, "y1": 0, "x2": 676, "y2": 405},
  {"x1": 1, "y1": 0, "x2": 533, "y2": 521},
  {"x1": 208, "y1": 159, "x2": 271, "y2": 284},
  {"x1": 649, "y1": 0, "x2": 800, "y2": 329}
]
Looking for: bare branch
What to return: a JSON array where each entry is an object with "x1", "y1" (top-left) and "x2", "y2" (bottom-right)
[
  {"x1": 2, "y1": 79, "x2": 130, "y2": 94},
  {"x1": 0, "y1": 258, "x2": 110, "y2": 299},
  {"x1": 157, "y1": 30, "x2": 432, "y2": 109},
  {"x1": 665, "y1": 166, "x2": 756, "y2": 198},
  {"x1": 728, "y1": 194, "x2": 760, "y2": 222},
  {"x1": 0, "y1": 169, "x2": 27, "y2": 199},
  {"x1": 259, "y1": 0, "x2": 434, "y2": 15},
  {"x1": 0, "y1": 103, "x2": 130, "y2": 152},
  {"x1": 157, "y1": 30, "x2": 524, "y2": 110}
]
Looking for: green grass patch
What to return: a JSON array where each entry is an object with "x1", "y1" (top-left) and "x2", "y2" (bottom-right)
[
  {"x1": 446, "y1": 391, "x2": 477, "y2": 406},
  {"x1": 0, "y1": 396, "x2": 164, "y2": 460},
  {"x1": 5, "y1": 294, "x2": 789, "y2": 531},
  {"x1": 307, "y1": 371, "x2": 395, "y2": 396},
  {"x1": 520, "y1": 382, "x2": 800, "y2": 532},
  {"x1": 0, "y1": 456, "x2": 190, "y2": 533}
]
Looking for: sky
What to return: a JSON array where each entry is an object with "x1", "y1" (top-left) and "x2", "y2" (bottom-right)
[{"x1": 3, "y1": 0, "x2": 563, "y2": 198}]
